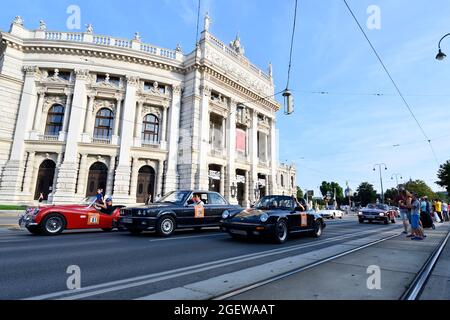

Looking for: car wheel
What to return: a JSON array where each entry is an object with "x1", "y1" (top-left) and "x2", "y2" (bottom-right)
[
  {"x1": 384, "y1": 218, "x2": 389, "y2": 225},
  {"x1": 368, "y1": 220, "x2": 373, "y2": 224},
  {"x1": 26, "y1": 226, "x2": 41, "y2": 235},
  {"x1": 102, "y1": 228, "x2": 113, "y2": 232},
  {"x1": 391, "y1": 218, "x2": 396, "y2": 224},
  {"x1": 40, "y1": 214, "x2": 66, "y2": 236},
  {"x1": 194, "y1": 227, "x2": 202, "y2": 232},
  {"x1": 156, "y1": 216, "x2": 176, "y2": 237},
  {"x1": 311, "y1": 220, "x2": 323, "y2": 238},
  {"x1": 273, "y1": 219, "x2": 288, "y2": 244},
  {"x1": 359, "y1": 219, "x2": 364, "y2": 224}
]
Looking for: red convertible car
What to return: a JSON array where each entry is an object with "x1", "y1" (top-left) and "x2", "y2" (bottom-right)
[{"x1": 19, "y1": 197, "x2": 124, "y2": 235}]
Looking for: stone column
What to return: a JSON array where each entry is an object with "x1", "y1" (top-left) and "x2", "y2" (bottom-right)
[
  {"x1": 47, "y1": 153, "x2": 63, "y2": 203},
  {"x1": 243, "y1": 171, "x2": 250, "y2": 208},
  {"x1": 156, "y1": 160, "x2": 164, "y2": 199},
  {"x1": 134, "y1": 101, "x2": 143, "y2": 147},
  {"x1": 250, "y1": 110, "x2": 259, "y2": 203},
  {"x1": 197, "y1": 84, "x2": 211, "y2": 190},
  {"x1": 104, "y1": 156, "x2": 115, "y2": 197},
  {"x1": 113, "y1": 96, "x2": 122, "y2": 137},
  {"x1": 165, "y1": 85, "x2": 182, "y2": 192},
  {"x1": 113, "y1": 76, "x2": 139, "y2": 204},
  {"x1": 161, "y1": 103, "x2": 168, "y2": 145},
  {"x1": 270, "y1": 118, "x2": 278, "y2": 195},
  {"x1": 226, "y1": 100, "x2": 238, "y2": 204},
  {"x1": 76, "y1": 154, "x2": 89, "y2": 196},
  {"x1": 0, "y1": 66, "x2": 39, "y2": 202},
  {"x1": 81, "y1": 93, "x2": 95, "y2": 143},
  {"x1": 52, "y1": 69, "x2": 89, "y2": 204},
  {"x1": 60, "y1": 91, "x2": 73, "y2": 141},
  {"x1": 219, "y1": 165, "x2": 225, "y2": 196},
  {"x1": 22, "y1": 151, "x2": 36, "y2": 194},
  {"x1": 129, "y1": 158, "x2": 139, "y2": 203},
  {"x1": 31, "y1": 89, "x2": 46, "y2": 134}
]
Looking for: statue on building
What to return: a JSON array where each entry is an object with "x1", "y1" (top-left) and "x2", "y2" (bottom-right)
[
  {"x1": 39, "y1": 20, "x2": 47, "y2": 31},
  {"x1": 53, "y1": 69, "x2": 59, "y2": 79},
  {"x1": 268, "y1": 62, "x2": 273, "y2": 78},
  {"x1": 134, "y1": 32, "x2": 141, "y2": 41},
  {"x1": 229, "y1": 33, "x2": 245, "y2": 55},
  {"x1": 13, "y1": 16, "x2": 24, "y2": 26},
  {"x1": 175, "y1": 43, "x2": 182, "y2": 53},
  {"x1": 204, "y1": 12, "x2": 212, "y2": 32},
  {"x1": 85, "y1": 23, "x2": 94, "y2": 34}
]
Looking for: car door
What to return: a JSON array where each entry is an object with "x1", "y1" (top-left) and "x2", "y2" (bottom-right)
[
  {"x1": 180, "y1": 192, "x2": 208, "y2": 227},
  {"x1": 289, "y1": 199, "x2": 310, "y2": 232},
  {"x1": 206, "y1": 192, "x2": 229, "y2": 225}
]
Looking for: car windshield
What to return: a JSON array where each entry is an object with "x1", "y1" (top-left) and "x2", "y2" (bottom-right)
[
  {"x1": 254, "y1": 196, "x2": 294, "y2": 211},
  {"x1": 80, "y1": 196, "x2": 97, "y2": 206},
  {"x1": 367, "y1": 204, "x2": 389, "y2": 210},
  {"x1": 156, "y1": 191, "x2": 190, "y2": 204}
]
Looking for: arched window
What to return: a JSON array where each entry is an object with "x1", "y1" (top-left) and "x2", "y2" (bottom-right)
[
  {"x1": 94, "y1": 108, "x2": 114, "y2": 139},
  {"x1": 142, "y1": 114, "x2": 159, "y2": 143},
  {"x1": 280, "y1": 175, "x2": 284, "y2": 187},
  {"x1": 45, "y1": 104, "x2": 65, "y2": 136}
]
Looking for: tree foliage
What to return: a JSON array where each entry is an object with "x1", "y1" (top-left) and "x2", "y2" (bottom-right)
[
  {"x1": 437, "y1": 160, "x2": 450, "y2": 193},
  {"x1": 319, "y1": 181, "x2": 344, "y2": 203},
  {"x1": 296, "y1": 187, "x2": 304, "y2": 201},
  {"x1": 402, "y1": 180, "x2": 436, "y2": 200},
  {"x1": 384, "y1": 188, "x2": 399, "y2": 205},
  {"x1": 354, "y1": 182, "x2": 377, "y2": 207}
]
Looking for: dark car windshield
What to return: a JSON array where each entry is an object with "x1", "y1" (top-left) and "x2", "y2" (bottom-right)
[
  {"x1": 255, "y1": 196, "x2": 295, "y2": 211},
  {"x1": 156, "y1": 191, "x2": 190, "y2": 204},
  {"x1": 367, "y1": 204, "x2": 389, "y2": 211}
]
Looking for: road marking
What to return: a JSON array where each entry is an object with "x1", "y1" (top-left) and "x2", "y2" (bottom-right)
[
  {"x1": 149, "y1": 233, "x2": 225, "y2": 242},
  {"x1": 23, "y1": 226, "x2": 399, "y2": 300}
]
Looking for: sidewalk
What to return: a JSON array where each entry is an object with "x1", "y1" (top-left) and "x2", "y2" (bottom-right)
[
  {"x1": 0, "y1": 210, "x2": 22, "y2": 229},
  {"x1": 229, "y1": 223, "x2": 450, "y2": 300}
]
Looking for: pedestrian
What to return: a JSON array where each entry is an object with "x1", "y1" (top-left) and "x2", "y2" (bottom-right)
[
  {"x1": 398, "y1": 189, "x2": 412, "y2": 236},
  {"x1": 442, "y1": 201, "x2": 449, "y2": 222},
  {"x1": 95, "y1": 188, "x2": 104, "y2": 206},
  {"x1": 420, "y1": 196, "x2": 434, "y2": 229},
  {"x1": 408, "y1": 193, "x2": 425, "y2": 241},
  {"x1": 434, "y1": 199, "x2": 443, "y2": 223}
]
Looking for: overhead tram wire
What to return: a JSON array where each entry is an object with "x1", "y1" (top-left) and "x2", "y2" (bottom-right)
[{"x1": 342, "y1": 0, "x2": 440, "y2": 165}]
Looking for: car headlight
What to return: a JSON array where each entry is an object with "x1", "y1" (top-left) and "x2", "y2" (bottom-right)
[
  {"x1": 222, "y1": 211, "x2": 230, "y2": 219},
  {"x1": 379, "y1": 213, "x2": 385, "y2": 217},
  {"x1": 33, "y1": 208, "x2": 40, "y2": 215},
  {"x1": 260, "y1": 213, "x2": 269, "y2": 223},
  {"x1": 358, "y1": 212, "x2": 363, "y2": 215}
]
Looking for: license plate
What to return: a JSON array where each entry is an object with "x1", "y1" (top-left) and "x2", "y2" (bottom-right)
[
  {"x1": 229, "y1": 229, "x2": 247, "y2": 236},
  {"x1": 121, "y1": 218, "x2": 133, "y2": 224}
]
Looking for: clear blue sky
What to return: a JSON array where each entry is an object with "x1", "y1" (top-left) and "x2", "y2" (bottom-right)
[{"x1": 1, "y1": 0, "x2": 450, "y2": 196}]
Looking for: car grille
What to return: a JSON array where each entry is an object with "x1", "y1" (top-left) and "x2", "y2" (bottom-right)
[{"x1": 121, "y1": 209, "x2": 133, "y2": 217}]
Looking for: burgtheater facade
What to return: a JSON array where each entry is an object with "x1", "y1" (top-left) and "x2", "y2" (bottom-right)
[{"x1": 0, "y1": 15, "x2": 296, "y2": 206}]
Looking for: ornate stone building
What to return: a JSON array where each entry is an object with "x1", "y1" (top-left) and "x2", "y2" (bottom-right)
[{"x1": 0, "y1": 15, "x2": 296, "y2": 206}]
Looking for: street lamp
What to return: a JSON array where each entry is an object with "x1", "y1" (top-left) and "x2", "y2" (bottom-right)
[
  {"x1": 230, "y1": 182, "x2": 237, "y2": 199},
  {"x1": 373, "y1": 163, "x2": 388, "y2": 204},
  {"x1": 391, "y1": 173, "x2": 403, "y2": 194},
  {"x1": 436, "y1": 33, "x2": 450, "y2": 61}
]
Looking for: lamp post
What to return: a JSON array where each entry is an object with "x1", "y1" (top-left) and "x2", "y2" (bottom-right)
[
  {"x1": 436, "y1": 33, "x2": 450, "y2": 61},
  {"x1": 391, "y1": 173, "x2": 403, "y2": 195},
  {"x1": 373, "y1": 163, "x2": 388, "y2": 204}
]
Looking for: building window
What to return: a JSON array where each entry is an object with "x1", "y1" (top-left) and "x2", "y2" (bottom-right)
[
  {"x1": 291, "y1": 176, "x2": 295, "y2": 189},
  {"x1": 142, "y1": 114, "x2": 160, "y2": 143},
  {"x1": 45, "y1": 104, "x2": 65, "y2": 136},
  {"x1": 281, "y1": 175, "x2": 284, "y2": 187},
  {"x1": 94, "y1": 108, "x2": 114, "y2": 139}
]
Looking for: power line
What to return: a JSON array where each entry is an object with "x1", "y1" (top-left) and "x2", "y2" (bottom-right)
[
  {"x1": 286, "y1": 0, "x2": 299, "y2": 90},
  {"x1": 342, "y1": 0, "x2": 440, "y2": 165},
  {"x1": 195, "y1": 0, "x2": 202, "y2": 46},
  {"x1": 293, "y1": 89, "x2": 450, "y2": 98}
]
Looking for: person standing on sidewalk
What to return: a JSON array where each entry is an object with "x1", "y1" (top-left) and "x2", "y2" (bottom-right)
[
  {"x1": 398, "y1": 189, "x2": 412, "y2": 235},
  {"x1": 434, "y1": 199, "x2": 443, "y2": 223},
  {"x1": 442, "y1": 201, "x2": 449, "y2": 222},
  {"x1": 409, "y1": 193, "x2": 424, "y2": 241}
]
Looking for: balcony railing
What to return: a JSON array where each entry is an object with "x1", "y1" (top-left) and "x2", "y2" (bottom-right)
[
  {"x1": 38, "y1": 134, "x2": 59, "y2": 141},
  {"x1": 141, "y1": 140, "x2": 160, "y2": 148},
  {"x1": 92, "y1": 137, "x2": 112, "y2": 145}
]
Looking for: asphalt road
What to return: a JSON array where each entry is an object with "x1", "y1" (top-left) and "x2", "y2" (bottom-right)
[{"x1": 0, "y1": 215, "x2": 409, "y2": 300}]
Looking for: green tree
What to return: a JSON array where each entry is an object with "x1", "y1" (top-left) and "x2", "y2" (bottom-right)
[
  {"x1": 296, "y1": 187, "x2": 304, "y2": 201},
  {"x1": 319, "y1": 181, "x2": 344, "y2": 203},
  {"x1": 437, "y1": 160, "x2": 450, "y2": 193},
  {"x1": 402, "y1": 180, "x2": 436, "y2": 199},
  {"x1": 355, "y1": 182, "x2": 377, "y2": 207},
  {"x1": 384, "y1": 188, "x2": 399, "y2": 205}
]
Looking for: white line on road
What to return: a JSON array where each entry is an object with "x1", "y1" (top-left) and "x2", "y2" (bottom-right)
[
  {"x1": 23, "y1": 227, "x2": 397, "y2": 300},
  {"x1": 149, "y1": 233, "x2": 225, "y2": 242}
]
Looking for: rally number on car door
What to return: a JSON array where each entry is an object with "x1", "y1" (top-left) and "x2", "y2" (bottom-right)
[
  {"x1": 87, "y1": 213, "x2": 100, "y2": 225},
  {"x1": 194, "y1": 206, "x2": 205, "y2": 218},
  {"x1": 300, "y1": 213, "x2": 308, "y2": 227}
]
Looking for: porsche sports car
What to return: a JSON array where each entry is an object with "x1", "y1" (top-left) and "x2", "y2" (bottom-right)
[
  {"x1": 220, "y1": 195, "x2": 326, "y2": 244},
  {"x1": 319, "y1": 209, "x2": 344, "y2": 220},
  {"x1": 358, "y1": 203, "x2": 397, "y2": 224},
  {"x1": 119, "y1": 190, "x2": 242, "y2": 237},
  {"x1": 19, "y1": 197, "x2": 125, "y2": 235}
]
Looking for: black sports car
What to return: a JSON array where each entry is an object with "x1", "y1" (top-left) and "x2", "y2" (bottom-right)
[
  {"x1": 220, "y1": 195, "x2": 326, "y2": 243},
  {"x1": 120, "y1": 190, "x2": 242, "y2": 237}
]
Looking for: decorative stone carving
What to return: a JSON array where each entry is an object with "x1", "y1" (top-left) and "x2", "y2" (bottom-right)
[
  {"x1": 126, "y1": 76, "x2": 140, "y2": 86},
  {"x1": 43, "y1": 95, "x2": 67, "y2": 113},
  {"x1": 172, "y1": 85, "x2": 183, "y2": 95},
  {"x1": 74, "y1": 69, "x2": 90, "y2": 80},
  {"x1": 229, "y1": 33, "x2": 245, "y2": 55},
  {"x1": 23, "y1": 65, "x2": 40, "y2": 76},
  {"x1": 93, "y1": 99, "x2": 116, "y2": 115},
  {"x1": 39, "y1": 20, "x2": 47, "y2": 31},
  {"x1": 204, "y1": 12, "x2": 212, "y2": 32},
  {"x1": 175, "y1": 43, "x2": 182, "y2": 53},
  {"x1": 85, "y1": 23, "x2": 94, "y2": 34},
  {"x1": 134, "y1": 32, "x2": 141, "y2": 41},
  {"x1": 200, "y1": 85, "x2": 211, "y2": 97},
  {"x1": 142, "y1": 105, "x2": 162, "y2": 118},
  {"x1": 13, "y1": 16, "x2": 24, "y2": 26},
  {"x1": 268, "y1": 62, "x2": 273, "y2": 78}
]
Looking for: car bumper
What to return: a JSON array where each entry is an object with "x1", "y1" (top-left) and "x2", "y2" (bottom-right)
[
  {"x1": 220, "y1": 221, "x2": 276, "y2": 237},
  {"x1": 18, "y1": 215, "x2": 38, "y2": 228},
  {"x1": 119, "y1": 217, "x2": 157, "y2": 230},
  {"x1": 359, "y1": 215, "x2": 387, "y2": 221}
]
